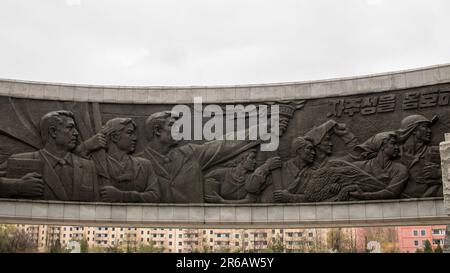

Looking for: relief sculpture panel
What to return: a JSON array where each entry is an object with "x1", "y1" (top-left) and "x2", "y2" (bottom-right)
[{"x1": 0, "y1": 82, "x2": 449, "y2": 204}]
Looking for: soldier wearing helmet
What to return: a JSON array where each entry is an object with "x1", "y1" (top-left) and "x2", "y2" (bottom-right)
[{"x1": 397, "y1": 114, "x2": 442, "y2": 198}]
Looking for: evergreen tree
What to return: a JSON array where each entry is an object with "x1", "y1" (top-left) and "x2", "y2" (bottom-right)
[{"x1": 423, "y1": 240, "x2": 433, "y2": 253}]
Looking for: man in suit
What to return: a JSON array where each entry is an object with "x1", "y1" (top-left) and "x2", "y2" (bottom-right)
[
  {"x1": 96, "y1": 117, "x2": 160, "y2": 203},
  {"x1": 2, "y1": 110, "x2": 99, "y2": 201}
]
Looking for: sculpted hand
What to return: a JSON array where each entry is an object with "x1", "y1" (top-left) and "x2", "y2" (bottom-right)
[
  {"x1": 334, "y1": 123, "x2": 349, "y2": 136},
  {"x1": 423, "y1": 163, "x2": 441, "y2": 180},
  {"x1": 100, "y1": 186, "x2": 124, "y2": 202},
  {"x1": 264, "y1": 156, "x2": 282, "y2": 171},
  {"x1": 273, "y1": 190, "x2": 289, "y2": 203},
  {"x1": 204, "y1": 191, "x2": 225, "y2": 203},
  {"x1": 18, "y1": 172, "x2": 44, "y2": 197},
  {"x1": 348, "y1": 186, "x2": 365, "y2": 199},
  {"x1": 83, "y1": 133, "x2": 107, "y2": 152}
]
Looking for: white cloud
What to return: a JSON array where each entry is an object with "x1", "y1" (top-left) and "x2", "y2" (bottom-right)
[
  {"x1": 0, "y1": 0, "x2": 449, "y2": 85},
  {"x1": 366, "y1": 0, "x2": 383, "y2": 6}
]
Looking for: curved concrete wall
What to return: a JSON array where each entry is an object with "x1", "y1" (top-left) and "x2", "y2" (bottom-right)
[
  {"x1": 1, "y1": 63, "x2": 450, "y2": 104},
  {"x1": 1, "y1": 64, "x2": 450, "y2": 227}
]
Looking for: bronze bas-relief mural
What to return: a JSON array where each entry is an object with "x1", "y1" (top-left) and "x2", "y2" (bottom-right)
[{"x1": 0, "y1": 83, "x2": 449, "y2": 204}]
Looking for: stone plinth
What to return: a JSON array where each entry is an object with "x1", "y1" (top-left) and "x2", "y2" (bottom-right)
[{"x1": 0, "y1": 198, "x2": 449, "y2": 228}]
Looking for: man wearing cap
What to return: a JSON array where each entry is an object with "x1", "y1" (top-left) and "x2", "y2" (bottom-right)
[
  {"x1": 272, "y1": 136, "x2": 318, "y2": 202},
  {"x1": 95, "y1": 118, "x2": 160, "y2": 203},
  {"x1": 397, "y1": 114, "x2": 442, "y2": 198},
  {"x1": 204, "y1": 149, "x2": 279, "y2": 203}
]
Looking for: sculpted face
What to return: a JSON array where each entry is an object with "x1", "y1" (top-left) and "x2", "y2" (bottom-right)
[
  {"x1": 300, "y1": 141, "x2": 316, "y2": 164},
  {"x1": 116, "y1": 123, "x2": 137, "y2": 154},
  {"x1": 242, "y1": 151, "x2": 257, "y2": 171},
  {"x1": 54, "y1": 117, "x2": 79, "y2": 151},
  {"x1": 383, "y1": 137, "x2": 400, "y2": 159},
  {"x1": 317, "y1": 134, "x2": 333, "y2": 155},
  {"x1": 414, "y1": 122, "x2": 432, "y2": 143}
]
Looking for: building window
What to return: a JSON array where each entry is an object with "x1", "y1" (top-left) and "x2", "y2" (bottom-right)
[
  {"x1": 235, "y1": 234, "x2": 239, "y2": 239},
  {"x1": 235, "y1": 242, "x2": 239, "y2": 246},
  {"x1": 414, "y1": 240, "x2": 419, "y2": 246},
  {"x1": 178, "y1": 242, "x2": 182, "y2": 246},
  {"x1": 169, "y1": 242, "x2": 172, "y2": 246},
  {"x1": 421, "y1": 230, "x2": 426, "y2": 236},
  {"x1": 413, "y1": 230, "x2": 418, "y2": 236},
  {"x1": 169, "y1": 235, "x2": 172, "y2": 238}
]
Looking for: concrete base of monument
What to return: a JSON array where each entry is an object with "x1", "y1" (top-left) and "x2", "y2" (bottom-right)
[{"x1": 0, "y1": 198, "x2": 448, "y2": 228}]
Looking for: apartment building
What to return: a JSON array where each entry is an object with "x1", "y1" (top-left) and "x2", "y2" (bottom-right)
[
  {"x1": 397, "y1": 225, "x2": 446, "y2": 253},
  {"x1": 16, "y1": 224, "x2": 328, "y2": 253}
]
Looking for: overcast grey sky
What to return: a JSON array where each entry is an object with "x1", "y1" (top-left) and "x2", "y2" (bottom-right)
[{"x1": 0, "y1": 0, "x2": 449, "y2": 86}]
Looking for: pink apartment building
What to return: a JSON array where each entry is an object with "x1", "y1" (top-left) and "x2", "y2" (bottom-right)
[{"x1": 397, "y1": 225, "x2": 446, "y2": 253}]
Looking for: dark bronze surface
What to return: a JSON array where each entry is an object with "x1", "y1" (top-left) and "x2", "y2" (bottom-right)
[{"x1": 0, "y1": 83, "x2": 449, "y2": 203}]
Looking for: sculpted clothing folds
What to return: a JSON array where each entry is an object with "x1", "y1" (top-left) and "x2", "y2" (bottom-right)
[
  {"x1": 353, "y1": 158, "x2": 409, "y2": 199},
  {"x1": 7, "y1": 150, "x2": 99, "y2": 201},
  {"x1": 98, "y1": 155, "x2": 160, "y2": 203},
  {"x1": 137, "y1": 140, "x2": 257, "y2": 203},
  {"x1": 205, "y1": 166, "x2": 270, "y2": 202}
]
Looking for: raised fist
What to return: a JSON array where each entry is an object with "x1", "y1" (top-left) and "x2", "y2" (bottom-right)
[
  {"x1": 264, "y1": 156, "x2": 282, "y2": 171},
  {"x1": 334, "y1": 123, "x2": 349, "y2": 136},
  {"x1": 83, "y1": 132, "x2": 107, "y2": 152}
]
